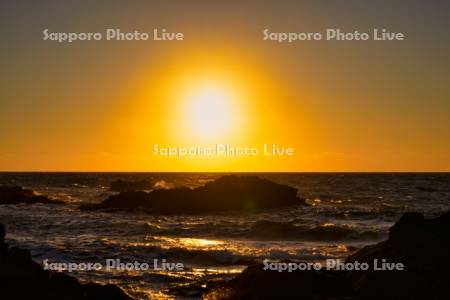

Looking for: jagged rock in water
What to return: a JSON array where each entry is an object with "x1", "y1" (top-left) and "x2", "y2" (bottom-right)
[
  {"x1": 345, "y1": 211, "x2": 450, "y2": 300},
  {"x1": 80, "y1": 175, "x2": 304, "y2": 213},
  {"x1": 0, "y1": 186, "x2": 63, "y2": 205}
]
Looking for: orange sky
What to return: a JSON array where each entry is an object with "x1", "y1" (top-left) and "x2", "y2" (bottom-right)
[{"x1": 1, "y1": 0, "x2": 449, "y2": 171}]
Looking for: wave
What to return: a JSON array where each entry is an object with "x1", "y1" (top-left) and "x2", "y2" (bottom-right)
[
  {"x1": 125, "y1": 244, "x2": 252, "y2": 266},
  {"x1": 243, "y1": 220, "x2": 383, "y2": 241}
]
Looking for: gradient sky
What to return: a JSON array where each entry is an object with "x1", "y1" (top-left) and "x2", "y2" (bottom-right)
[{"x1": 1, "y1": 0, "x2": 449, "y2": 171}]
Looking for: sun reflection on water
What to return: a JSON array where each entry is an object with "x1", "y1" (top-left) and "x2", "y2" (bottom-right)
[{"x1": 153, "y1": 236, "x2": 225, "y2": 250}]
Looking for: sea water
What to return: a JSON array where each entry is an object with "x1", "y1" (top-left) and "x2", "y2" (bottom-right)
[{"x1": 0, "y1": 172, "x2": 448, "y2": 299}]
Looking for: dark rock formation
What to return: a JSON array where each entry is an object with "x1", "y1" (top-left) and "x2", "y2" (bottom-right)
[
  {"x1": 0, "y1": 223, "x2": 132, "y2": 300},
  {"x1": 109, "y1": 179, "x2": 153, "y2": 192},
  {"x1": 0, "y1": 186, "x2": 63, "y2": 205},
  {"x1": 345, "y1": 211, "x2": 450, "y2": 300},
  {"x1": 206, "y1": 211, "x2": 450, "y2": 300},
  {"x1": 80, "y1": 175, "x2": 303, "y2": 213}
]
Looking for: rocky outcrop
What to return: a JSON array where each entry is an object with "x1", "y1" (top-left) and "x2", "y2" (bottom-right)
[
  {"x1": 80, "y1": 175, "x2": 303, "y2": 213},
  {"x1": 345, "y1": 211, "x2": 450, "y2": 300},
  {"x1": 0, "y1": 223, "x2": 132, "y2": 300},
  {"x1": 109, "y1": 179, "x2": 153, "y2": 192},
  {"x1": 0, "y1": 186, "x2": 63, "y2": 205},
  {"x1": 205, "y1": 211, "x2": 450, "y2": 300}
]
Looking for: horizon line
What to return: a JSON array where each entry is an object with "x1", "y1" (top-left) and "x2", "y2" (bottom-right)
[{"x1": 0, "y1": 171, "x2": 449, "y2": 174}]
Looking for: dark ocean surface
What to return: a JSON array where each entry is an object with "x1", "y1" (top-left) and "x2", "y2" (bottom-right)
[{"x1": 0, "y1": 172, "x2": 449, "y2": 299}]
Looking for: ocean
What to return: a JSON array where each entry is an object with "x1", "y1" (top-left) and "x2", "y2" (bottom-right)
[{"x1": 0, "y1": 172, "x2": 449, "y2": 299}]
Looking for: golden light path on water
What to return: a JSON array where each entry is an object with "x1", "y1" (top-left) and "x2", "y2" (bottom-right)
[
  {"x1": 116, "y1": 237, "x2": 353, "y2": 299},
  {"x1": 125, "y1": 235, "x2": 353, "y2": 261}
]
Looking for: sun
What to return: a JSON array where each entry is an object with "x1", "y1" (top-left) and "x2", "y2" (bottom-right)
[{"x1": 185, "y1": 85, "x2": 235, "y2": 139}]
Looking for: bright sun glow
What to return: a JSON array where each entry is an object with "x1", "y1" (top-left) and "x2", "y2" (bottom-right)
[{"x1": 186, "y1": 86, "x2": 235, "y2": 139}]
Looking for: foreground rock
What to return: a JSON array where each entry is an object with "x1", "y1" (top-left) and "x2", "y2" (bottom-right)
[
  {"x1": 0, "y1": 223, "x2": 132, "y2": 300},
  {"x1": 110, "y1": 179, "x2": 153, "y2": 192},
  {"x1": 205, "y1": 211, "x2": 450, "y2": 300},
  {"x1": 80, "y1": 175, "x2": 303, "y2": 213},
  {"x1": 345, "y1": 211, "x2": 450, "y2": 300},
  {"x1": 0, "y1": 186, "x2": 63, "y2": 205}
]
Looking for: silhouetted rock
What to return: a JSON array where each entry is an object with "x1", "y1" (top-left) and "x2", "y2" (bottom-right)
[
  {"x1": 0, "y1": 223, "x2": 132, "y2": 300},
  {"x1": 206, "y1": 211, "x2": 450, "y2": 300},
  {"x1": 109, "y1": 179, "x2": 153, "y2": 192},
  {"x1": 80, "y1": 175, "x2": 303, "y2": 213},
  {"x1": 346, "y1": 211, "x2": 450, "y2": 300},
  {"x1": 0, "y1": 186, "x2": 63, "y2": 205}
]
